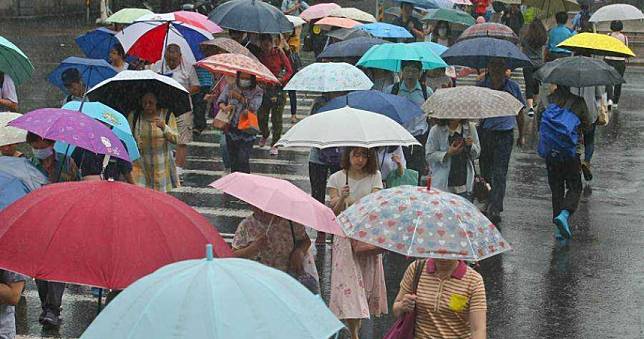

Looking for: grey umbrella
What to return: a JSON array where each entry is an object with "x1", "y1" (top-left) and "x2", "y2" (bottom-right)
[
  {"x1": 534, "y1": 56, "x2": 625, "y2": 87},
  {"x1": 0, "y1": 156, "x2": 47, "y2": 191},
  {"x1": 325, "y1": 27, "x2": 372, "y2": 41},
  {"x1": 208, "y1": 0, "x2": 293, "y2": 34}
]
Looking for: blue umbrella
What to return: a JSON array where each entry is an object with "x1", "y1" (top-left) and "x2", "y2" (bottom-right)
[
  {"x1": 75, "y1": 27, "x2": 119, "y2": 62},
  {"x1": 0, "y1": 156, "x2": 47, "y2": 191},
  {"x1": 318, "y1": 37, "x2": 391, "y2": 59},
  {"x1": 409, "y1": 41, "x2": 449, "y2": 56},
  {"x1": 54, "y1": 101, "x2": 140, "y2": 161},
  {"x1": 317, "y1": 90, "x2": 424, "y2": 125},
  {"x1": 391, "y1": 0, "x2": 454, "y2": 9},
  {"x1": 48, "y1": 57, "x2": 118, "y2": 92},
  {"x1": 0, "y1": 171, "x2": 30, "y2": 210},
  {"x1": 358, "y1": 23, "x2": 414, "y2": 39},
  {"x1": 441, "y1": 37, "x2": 533, "y2": 69}
]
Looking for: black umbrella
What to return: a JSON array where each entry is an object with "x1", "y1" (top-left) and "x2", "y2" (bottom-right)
[
  {"x1": 534, "y1": 56, "x2": 625, "y2": 87},
  {"x1": 318, "y1": 37, "x2": 391, "y2": 59},
  {"x1": 208, "y1": 0, "x2": 293, "y2": 34},
  {"x1": 325, "y1": 27, "x2": 372, "y2": 41},
  {"x1": 441, "y1": 37, "x2": 532, "y2": 69}
]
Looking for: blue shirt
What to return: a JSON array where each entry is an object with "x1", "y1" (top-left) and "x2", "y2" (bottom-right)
[
  {"x1": 477, "y1": 77, "x2": 525, "y2": 131},
  {"x1": 548, "y1": 25, "x2": 575, "y2": 54},
  {"x1": 385, "y1": 81, "x2": 431, "y2": 136},
  {"x1": 195, "y1": 67, "x2": 213, "y2": 88}
]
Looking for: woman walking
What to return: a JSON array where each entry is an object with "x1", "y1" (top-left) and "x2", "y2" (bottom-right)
[
  {"x1": 605, "y1": 20, "x2": 628, "y2": 110},
  {"x1": 521, "y1": 19, "x2": 547, "y2": 117}
]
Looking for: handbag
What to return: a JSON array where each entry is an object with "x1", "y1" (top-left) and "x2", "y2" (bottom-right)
[
  {"x1": 237, "y1": 110, "x2": 260, "y2": 135},
  {"x1": 289, "y1": 222, "x2": 321, "y2": 294},
  {"x1": 213, "y1": 106, "x2": 232, "y2": 130},
  {"x1": 597, "y1": 106, "x2": 609, "y2": 126},
  {"x1": 384, "y1": 260, "x2": 426, "y2": 339},
  {"x1": 471, "y1": 160, "x2": 490, "y2": 203}
]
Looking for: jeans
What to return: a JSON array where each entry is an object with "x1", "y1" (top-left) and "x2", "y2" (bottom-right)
[
  {"x1": 546, "y1": 156, "x2": 582, "y2": 219},
  {"x1": 192, "y1": 88, "x2": 209, "y2": 131},
  {"x1": 288, "y1": 90, "x2": 297, "y2": 116},
  {"x1": 402, "y1": 130, "x2": 429, "y2": 185},
  {"x1": 309, "y1": 162, "x2": 342, "y2": 204},
  {"x1": 258, "y1": 88, "x2": 286, "y2": 146},
  {"x1": 36, "y1": 280, "x2": 65, "y2": 316},
  {"x1": 226, "y1": 134, "x2": 253, "y2": 173},
  {"x1": 583, "y1": 123, "x2": 596, "y2": 163},
  {"x1": 605, "y1": 59, "x2": 626, "y2": 104},
  {"x1": 220, "y1": 133, "x2": 230, "y2": 169},
  {"x1": 478, "y1": 128, "x2": 513, "y2": 215}
]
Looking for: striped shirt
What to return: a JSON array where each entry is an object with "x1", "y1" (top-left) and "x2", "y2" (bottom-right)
[{"x1": 400, "y1": 260, "x2": 486, "y2": 339}]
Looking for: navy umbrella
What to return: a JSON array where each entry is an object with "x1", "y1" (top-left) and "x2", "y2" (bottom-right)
[
  {"x1": 319, "y1": 37, "x2": 391, "y2": 59},
  {"x1": 75, "y1": 27, "x2": 119, "y2": 62},
  {"x1": 48, "y1": 57, "x2": 118, "y2": 92},
  {"x1": 208, "y1": 0, "x2": 293, "y2": 34},
  {"x1": 391, "y1": 0, "x2": 454, "y2": 9},
  {"x1": 317, "y1": 90, "x2": 424, "y2": 125},
  {"x1": 534, "y1": 56, "x2": 625, "y2": 87},
  {"x1": 441, "y1": 37, "x2": 532, "y2": 69}
]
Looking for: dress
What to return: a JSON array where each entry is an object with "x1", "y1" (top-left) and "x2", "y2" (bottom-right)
[{"x1": 327, "y1": 170, "x2": 388, "y2": 319}]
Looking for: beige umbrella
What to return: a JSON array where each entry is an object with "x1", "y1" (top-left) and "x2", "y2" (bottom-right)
[
  {"x1": 422, "y1": 86, "x2": 523, "y2": 119},
  {"x1": 328, "y1": 7, "x2": 376, "y2": 23},
  {"x1": 524, "y1": 0, "x2": 580, "y2": 19},
  {"x1": 0, "y1": 113, "x2": 26, "y2": 147}
]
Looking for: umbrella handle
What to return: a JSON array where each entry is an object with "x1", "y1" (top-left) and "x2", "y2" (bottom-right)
[
  {"x1": 426, "y1": 175, "x2": 431, "y2": 190},
  {"x1": 206, "y1": 244, "x2": 214, "y2": 261},
  {"x1": 55, "y1": 144, "x2": 71, "y2": 183}
]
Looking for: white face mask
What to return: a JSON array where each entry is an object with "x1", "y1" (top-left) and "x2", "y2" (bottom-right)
[
  {"x1": 438, "y1": 28, "x2": 447, "y2": 37},
  {"x1": 239, "y1": 79, "x2": 252, "y2": 88},
  {"x1": 32, "y1": 146, "x2": 53, "y2": 160}
]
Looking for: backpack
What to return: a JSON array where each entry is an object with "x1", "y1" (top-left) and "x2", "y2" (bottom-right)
[
  {"x1": 538, "y1": 100, "x2": 580, "y2": 161},
  {"x1": 391, "y1": 82, "x2": 429, "y2": 101}
]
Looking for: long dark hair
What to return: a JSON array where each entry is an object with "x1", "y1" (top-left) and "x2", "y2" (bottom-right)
[
  {"x1": 523, "y1": 19, "x2": 547, "y2": 49},
  {"x1": 431, "y1": 21, "x2": 451, "y2": 43},
  {"x1": 340, "y1": 147, "x2": 378, "y2": 174}
]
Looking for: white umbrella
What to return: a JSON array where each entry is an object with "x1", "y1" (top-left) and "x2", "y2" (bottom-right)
[
  {"x1": 284, "y1": 62, "x2": 373, "y2": 92},
  {"x1": 0, "y1": 113, "x2": 26, "y2": 147},
  {"x1": 589, "y1": 4, "x2": 644, "y2": 23},
  {"x1": 275, "y1": 106, "x2": 420, "y2": 149},
  {"x1": 285, "y1": 15, "x2": 306, "y2": 27},
  {"x1": 329, "y1": 7, "x2": 377, "y2": 23}
]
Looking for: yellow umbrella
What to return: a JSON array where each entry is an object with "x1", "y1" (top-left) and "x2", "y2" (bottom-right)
[{"x1": 558, "y1": 32, "x2": 636, "y2": 58}]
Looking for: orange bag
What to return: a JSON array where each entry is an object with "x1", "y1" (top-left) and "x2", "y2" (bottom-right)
[{"x1": 237, "y1": 110, "x2": 260, "y2": 135}]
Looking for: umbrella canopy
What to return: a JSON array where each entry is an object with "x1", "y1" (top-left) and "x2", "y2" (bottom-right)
[
  {"x1": 210, "y1": 173, "x2": 344, "y2": 236},
  {"x1": 283, "y1": 62, "x2": 373, "y2": 92},
  {"x1": 450, "y1": 0, "x2": 472, "y2": 5},
  {"x1": 300, "y1": 3, "x2": 342, "y2": 22},
  {"x1": 558, "y1": 32, "x2": 636, "y2": 58},
  {"x1": 80, "y1": 251, "x2": 343, "y2": 339},
  {"x1": 164, "y1": 11, "x2": 224, "y2": 33},
  {"x1": 199, "y1": 37, "x2": 257, "y2": 60},
  {"x1": 358, "y1": 22, "x2": 414, "y2": 39},
  {"x1": 318, "y1": 37, "x2": 390, "y2": 59},
  {"x1": 87, "y1": 70, "x2": 191, "y2": 116},
  {"x1": 316, "y1": 16, "x2": 361, "y2": 29},
  {"x1": 9, "y1": 108, "x2": 130, "y2": 162},
  {"x1": 456, "y1": 22, "x2": 519, "y2": 44},
  {"x1": 75, "y1": 27, "x2": 119, "y2": 62},
  {"x1": 392, "y1": 0, "x2": 454, "y2": 9},
  {"x1": 328, "y1": 7, "x2": 377, "y2": 23},
  {"x1": 590, "y1": 4, "x2": 644, "y2": 23},
  {"x1": 0, "y1": 157, "x2": 47, "y2": 191},
  {"x1": 47, "y1": 57, "x2": 118, "y2": 92},
  {"x1": 495, "y1": 0, "x2": 521, "y2": 4},
  {"x1": 0, "y1": 112, "x2": 26, "y2": 147},
  {"x1": 356, "y1": 42, "x2": 448, "y2": 72},
  {"x1": 318, "y1": 90, "x2": 424, "y2": 124},
  {"x1": 337, "y1": 185, "x2": 511, "y2": 260},
  {"x1": 534, "y1": 56, "x2": 625, "y2": 87},
  {"x1": 422, "y1": 8, "x2": 476, "y2": 26},
  {"x1": 523, "y1": 0, "x2": 579, "y2": 18},
  {"x1": 325, "y1": 27, "x2": 372, "y2": 41},
  {"x1": 209, "y1": 0, "x2": 294, "y2": 34},
  {"x1": 53, "y1": 101, "x2": 141, "y2": 161},
  {"x1": 441, "y1": 37, "x2": 532, "y2": 69},
  {"x1": 0, "y1": 181, "x2": 232, "y2": 290},
  {"x1": 286, "y1": 14, "x2": 306, "y2": 27},
  {"x1": 196, "y1": 53, "x2": 280, "y2": 84},
  {"x1": 408, "y1": 41, "x2": 449, "y2": 57},
  {"x1": 275, "y1": 106, "x2": 420, "y2": 149},
  {"x1": 0, "y1": 171, "x2": 29, "y2": 210},
  {"x1": 105, "y1": 8, "x2": 153, "y2": 24},
  {"x1": 422, "y1": 86, "x2": 524, "y2": 119},
  {"x1": 0, "y1": 36, "x2": 34, "y2": 85}
]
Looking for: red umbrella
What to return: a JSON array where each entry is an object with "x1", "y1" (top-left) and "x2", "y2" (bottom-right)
[
  {"x1": 0, "y1": 181, "x2": 232, "y2": 290},
  {"x1": 456, "y1": 22, "x2": 519, "y2": 44},
  {"x1": 196, "y1": 53, "x2": 280, "y2": 84},
  {"x1": 199, "y1": 37, "x2": 258, "y2": 60}
]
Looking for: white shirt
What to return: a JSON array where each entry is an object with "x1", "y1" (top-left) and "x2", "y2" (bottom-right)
[
  {"x1": 0, "y1": 74, "x2": 18, "y2": 112},
  {"x1": 151, "y1": 60, "x2": 199, "y2": 92},
  {"x1": 376, "y1": 146, "x2": 406, "y2": 180}
]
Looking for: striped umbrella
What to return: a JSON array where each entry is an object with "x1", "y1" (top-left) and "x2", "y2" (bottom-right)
[
  {"x1": 196, "y1": 53, "x2": 280, "y2": 84},
  {"x1": 456, "y1": 23, "x2": 519, "y2": 44},
  {"x1": 299, "y1": 3, "x2": 341, "y2": 22},
  {"x1": 0, "y1": 36, "x2": 34, "y2": 85}
]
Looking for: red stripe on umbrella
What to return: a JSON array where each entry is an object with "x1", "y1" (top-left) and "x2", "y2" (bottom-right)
[{"x1": 127, "y1": 22, "x2": 169, "y2": 63}]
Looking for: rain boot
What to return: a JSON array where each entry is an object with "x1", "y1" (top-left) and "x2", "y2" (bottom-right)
[{"x1": 554, "y1": 210, "x2": 572, "y2": 239}]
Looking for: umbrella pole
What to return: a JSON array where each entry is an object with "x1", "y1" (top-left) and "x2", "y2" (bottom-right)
[
  {"x1": 160, "y1": 22, "x2": 171, "y2": 74},
  {"x1": 97, "y1": 288, "x2": 103, "y2": 314},
  {"x1": 79, "y1": 66, "x2": 93, "y2": 111},
  {"x1": 55, "y1": 144, "x2": 71, "y2": 183}
]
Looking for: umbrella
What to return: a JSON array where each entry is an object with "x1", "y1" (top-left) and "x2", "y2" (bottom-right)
[
  {"x1": 0, "y1": 171, "x2": 29, "y2": 210},
  {"x1": 80, "y1": 248, "x2": 343, "y2": 339},
  {"x1": 53, "y1": 101, "x2": 141, "y2": 161},
  {"x1": 422, "y1": 86, "x2": 524, "y2": 119},
  {"x1": 318, "y1": 37, "x2": 390, "y2": 59},
  {"x1": 325, "y1": 27, "x2": 372, "y2": 41},
  {"x1": 47, "y1": 57, "x2": 118, "y2": 93},
  {"x1": 0, "y1": 36, "x2": 34, "y2": 85},
  {"x1": 163, "y1": 11, "x2": 224, "y2": 33},
  {"x1": 441, "y1": 37, "x2": 532, "y2": 69},
  {"x1": 337, "y1": 185, "x2": 511, "y2": 259},
  {"x1": 357, "y1": 22, "x2": 414, "y2": 39},
  {"x1": 495, "y1": 0, "x2": 521, "y2": 4},
  {"x1": 0, "y1": 181, "x2": 232, "y2": 290},
  {"x1": 209, "y1": 0, "x2": 294, "y2": 34},
  {"x1": 456, "y1": 22, "x2": 519, "y2": 44},
  {"x1": 283, "y1": 62, "x2": 373, "y2": 92},
  {"x1": 299, "y1": 3, "x2": 342, "y2": 22},
  {"x1": 408, "y1": 41, "x2": 448, "y2": 57},
  {"x1": 9, "y1": 108, "x2": 130, "y2": 162},
  {"x1": 557, "y1": 32, "x2": 636, "y2": 58},
  {"x1": 196, "y1": 53, "x2": 280, "y2": 84},
  {"x1": 384, "y1": 7, "x2": 423, "y2": 19},
  {"x1": 75, "y1": 27, "x2": 119, "y2": 62},
  {"x1": 199, "y1": 37, "x2": 257, "y2": 60},
  {"x1": 275, "y1": 106, "x2": 420, "y2": 148},
  {"x1": 0, "y1": 112, "x2": 26, "y2": 147},
  {"x1": 422, "y1": 8, "x2": 476, "y2": 26},
  {"x1": 534, "y1": 56, "x2": 625, "y2": 87},
  {"x1": 590, "y1": 4, "x2": 644, "y2": 23},
  {"x1": 87, "y1": 70, "x2": 191, "y2": 117},
  {"x1": 105, "y1": 8, "x2": 153, "y2": 24},
  {"x1": 210, "y1": 172, "x2": 344, "y2": 236},
  {"x1": 391, "y1": 0, "x2": 454, "y2": 9},
  {"x1": 328, "y1": 7, "x2": 377, "y2": 23},
  {"x1": 0, "y1": 157, "x2": 47, "y2": 191},
  {"x1": 450, "y1": 0, "x2": 472, "y2": 5},
  {"x1": 356, "y1": 42, "x2": 447, "y2": 72},
  {"x1": 318, "y1": 90, "x2": 424, "y2": 124},
  {"x1": 523, "y1": 0, "x2": 579, "y2": 19},
  {"x1": 286, "y1": 14, "x2": 306, "y2": 27},
  {"x1": 315, "y1": 16, "x2": 361, "y2": 29}
]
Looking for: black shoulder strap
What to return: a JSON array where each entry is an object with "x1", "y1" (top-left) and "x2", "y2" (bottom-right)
[
  {"x1": 132, "y1": 111, "x2": 141, "y2": 133},
  {"x1": 165, "y1": 110, "x2": 172, "y2": 125},
  {"x1": 392, "y1": 82, "x2": 400, "y2": 95},
  {"x1": 412, "y1": 260, "x2": 426, "y2": 293},
  {"x1": 421, "y1": 83, "x2": 429, "y2": 100}
]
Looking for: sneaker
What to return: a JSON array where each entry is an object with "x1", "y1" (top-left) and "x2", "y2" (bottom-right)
[
  {"x1": 607, "y1": 99, "x2": 613, "y2": 111},
  {"x1": 581, "y1": 161, "x2": 593, "y2": 181},
  {"x1": 38, "y1": 309, "x2": 47, "y2": 324},
  {"x1": 527, "y1": 107, "x2": 535, "y2": 118},
  {"x1": 553, "y1": 210, "x2": 572, "y2": 239},
  {"x1": 269, "y1": 146, "x2": 279, "y2": 156},
  {"x1": 42, "y1": 310, "x2": 62, "y2": 327},
  {"x1": 258, "y1": 137, "x2": 267, "y2": 148}
]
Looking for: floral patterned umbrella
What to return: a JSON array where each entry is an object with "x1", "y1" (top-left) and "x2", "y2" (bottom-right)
[
  {"x1": 422, "y1": 86, "x2": 523, "y2": 119},
  {"x1": 283, "y1": 62, "x2": 373, "y2": 92},
  {"x1": 196, "y1": 53, "x2": 280, "y2": 84},
  {"x1": 337, "y1": 185, "x2": 511, "y2": 260},
  {"x1": 199, "y1": 38, "x2": 258, "y2": 61}
]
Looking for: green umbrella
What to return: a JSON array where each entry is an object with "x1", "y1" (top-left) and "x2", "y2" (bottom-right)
[
  {"x1": 422, "y1": 8, "x2": 476, "y2": 27},
  {"x1": 356, "y1": 43, "x2": 448, "y2": 72},
  {"x1": 105, "y1": 8, "x2": 153, "y2": 24},
  {"x1": 0, "y1": 36, "x2": 34, "y2": 85}
]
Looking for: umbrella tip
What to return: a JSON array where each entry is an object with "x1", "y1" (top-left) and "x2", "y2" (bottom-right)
[
  {"x1": 426, "y1": 176, "x2": 432, "y2": 191},
  {"x1": 206, "y1": 244, "x2": 214, "y2": 261}
]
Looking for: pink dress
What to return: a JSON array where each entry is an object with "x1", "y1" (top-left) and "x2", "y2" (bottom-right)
[{"x1": 327, "y1": 170, "x2": 388, "y2": 319}]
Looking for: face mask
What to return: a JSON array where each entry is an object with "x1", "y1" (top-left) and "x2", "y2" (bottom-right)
[
  {"x1": 438, "y1": 28, "x2": 447, "y2": 37},
  {"x1": 32, "y1": 146, "x2": 53, "y2": 160},
  {"x1": 239, "y1": 79, "x2": 252, "y2": 88}
]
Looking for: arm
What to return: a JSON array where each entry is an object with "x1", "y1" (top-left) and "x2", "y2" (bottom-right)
[
  {"x1": 328, "y1": 187, "x2": 347, "y2": 215},
  {"x1": 0, "y1": 98, "x2": 17, "y2": 111},
  {"x1": 392, "y1": 262, "x2": 417, "y2": 318},
  {"x1": 470, "y1": 310, "x2": 487, "y2": 339},
  {"x1": 0, "y1": 278, "x2": 25, "y2": 306},
  {"x1": 279, "y1": 49, "x2": 294, "y2": 84},
  {"x1": 233, "y1": 239, "x2": 265, "y2": 259},
  {"x1": 163, "y1": 114, "x2": 179, "y2": 144}
]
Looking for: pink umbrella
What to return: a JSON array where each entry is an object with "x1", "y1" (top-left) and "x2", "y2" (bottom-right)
[
  {"x1": 300, "y1": 3, "x2": 342, "y2": 22},
  {"x1": 315, "y1": 16, "x2": 361, "y2": 29},
  {"x1": 210, "y1": 173, "x2": 344, "y2": 236}
]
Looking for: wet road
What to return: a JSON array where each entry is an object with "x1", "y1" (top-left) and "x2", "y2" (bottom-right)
[{"x1": 2, "y1": 16, "x2": 644, "y2": 339}]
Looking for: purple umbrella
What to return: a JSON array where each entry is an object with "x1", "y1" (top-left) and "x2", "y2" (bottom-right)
[{"x1": 9, "y1": 108, "x2": 130, "y2": 162}]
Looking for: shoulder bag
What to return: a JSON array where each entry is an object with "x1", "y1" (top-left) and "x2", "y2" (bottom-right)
[{"x1": 384, "y1": 260, "x2": 427, "y2": 339}]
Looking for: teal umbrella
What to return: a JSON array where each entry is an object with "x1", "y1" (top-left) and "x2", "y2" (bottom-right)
[
  {"x1": 422, "y1": 8, "x2": 476, "y2": 27},
  {"x1": 0, "y1": 36, "x2": 34, "y2": 85},
  {"x1": 80, "y1": 245, "x2": 344, "y2": 339},
  {"x1": 357, "y1": 43, "x2": 448, "y2": 72}
]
